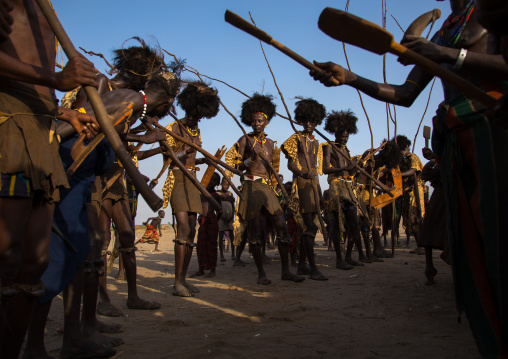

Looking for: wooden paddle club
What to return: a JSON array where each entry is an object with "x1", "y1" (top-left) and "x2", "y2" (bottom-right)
[
  {"x1": 225, "y1": 10, "x2": 340, "y2": 86},
  {"x1": 36, "y1": 0, "x2": 164, "y2": 211},
  {"x1": 318, "y1": 7, "x2": 497, "y2": 109}
]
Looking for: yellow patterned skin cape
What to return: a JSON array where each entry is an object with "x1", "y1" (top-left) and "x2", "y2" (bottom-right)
[
  {"x1": 161, "y1": 121, "x2": 200, "y2": 209},
  {"x1": 225, "y1": 142, "x2": 241, "y2": 179},
  {"x1": 402, "y1": 153, "x2": 425, "y2": 234},
  {"x1": 282, "y1": 133, "x2": 321, "y2": 234},
  {"x1": 281, "y1": 133, "x2": 319, "y2": 171}
]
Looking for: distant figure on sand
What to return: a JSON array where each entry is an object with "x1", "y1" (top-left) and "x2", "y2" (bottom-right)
[{"x1": 137, "y1": 210, "x2": 165, "y2": 251}]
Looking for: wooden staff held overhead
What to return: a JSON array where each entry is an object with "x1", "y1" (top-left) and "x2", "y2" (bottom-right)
[
  {"x1": 36, "y1": 0, "x2": 163, "y2": 211},
  {"x1": 225, "y1": 10, "x2": 340, "y2": 86}
]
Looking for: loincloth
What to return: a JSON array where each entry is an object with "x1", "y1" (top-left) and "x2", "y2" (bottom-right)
[
  {"x1": 0, "y1": 80, "x2": 68, "y2": 202},
  {"x1": 100, "y1": 163, "x2": 128, "y2": 204},
  {"x1": 328, "y1": 175, "x2": 357, "y2": 211},
  {"x1": 170, "y1": 168, "x2": 202, "y2": 214},
  {"x1": 288, "y1": 179, "x2": 321, "y2": 235},
  {"x1": 353, "y1": 185, "x2": 372, "y2": 226},
  {"x1": 295, "y1": 175, "x2": 318, "y2": 213},
  {"x1": 237, "y1": 179, "x2": 283, "y2": 222}
]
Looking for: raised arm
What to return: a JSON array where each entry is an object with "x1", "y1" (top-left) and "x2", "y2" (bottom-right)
[{"x1": 311, "y1": 61, "x2": 432, "y2": 108}]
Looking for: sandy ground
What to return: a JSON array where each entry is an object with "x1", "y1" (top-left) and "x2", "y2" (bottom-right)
[{"x1": 41, "y1": 228, "x2": 480, "y2": 359}]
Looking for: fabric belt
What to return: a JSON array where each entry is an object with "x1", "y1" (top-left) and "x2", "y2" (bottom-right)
[{"x1": 244, "y1": 174, "x2": 268, "y2": 184}]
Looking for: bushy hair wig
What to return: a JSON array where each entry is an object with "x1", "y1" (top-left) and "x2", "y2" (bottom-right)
[
  {"x1": 379, "y1": 140, "x2": 403, "y2": 169},
  {"x1": 240, "y1": 93, "x2": 276, "y2": 126},
  {"x1": 147, "y1": 71, "x2": 180, "y2": 99},
  {"x1": 294, "y1": 98, "x2": 326, "y2": 125},
  {"x1": 177, "y1": 81, "x2": 220, "y2": 119},
  {"x1": 111, "y1": 37, "x2": 168, "y2": 91},
  {"x1": 324, "y1": 109, "x2": 358, "y2": 135},
  {"x1": 395, "y1": 135, "x2": 411, "y2": 151}
]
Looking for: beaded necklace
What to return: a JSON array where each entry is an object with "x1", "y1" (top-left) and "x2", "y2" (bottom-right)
[
  {"x1": 138, "y1": 90, "x2": 147, "y2": 120},
  {"x1": 301, "y1": 132, "x2": 315, "y2": 140},
  {"x1": 438, "y1": 0, "x2": 477, "y2": 48},
  {"x1": 253, "y1": 133, "x2": 267, "y2": 144},
  {"x1": 182, "y1": 118, "x2": 199, "y2": 137}
]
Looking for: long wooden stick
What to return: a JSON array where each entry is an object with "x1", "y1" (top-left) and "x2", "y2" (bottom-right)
[
  {"x1": 225, "y1": 10, "x2": 340, "y2": 86},
  {"x1": 249, "y1": 13, "x2": 328, "y2": 243},
  {"x1": 36, "y1": 0, "x2": 163, "y2": 211}
]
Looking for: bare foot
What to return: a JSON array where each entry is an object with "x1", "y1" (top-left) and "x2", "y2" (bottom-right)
[
  {"x1": 336, "y1": 261, "x2": 354, "y2": 270},
  {"x1": 97, "y1": 302, "x2": 123, "y2": 317},
  {"x1": 346, "y1": 259, "x2": 364, "y2": 266},
  {"x1": 281, "y1": 272, "x2": 305, "y2": 282},
  {"x1": 85, "y1": 330, "x2": 124, "y2": 348},
  {"x1": 97, "y1": 320, "x2": 123, "y2": 334},
  {"x1": 59, "y1": 341, "x2": 115, "y2": 359},
  {"x1": 173, "y1": 284, "x2": 194, "y2": 297},
  {"x1": 233, "y1": 259, "x2": 246, "y2": 267},
  {"x1": 309, "y1": 269, "x2": 328, "y2": 281},
  {"x1": 297, "y1": 266, "x2": 311, "y2": 275},
  {"x1": 257, "y1": 276, "x2": 272, "y2": 285},
  {"x1": 425, "y1": 267, "x2": 438, "y2": 286},
  {"x1": 359, "y1": 257, "x2": 373, "y2": 264},
  {"x1": 205, "y1": 270, "x2": 216, "y2": 278},
  {"x1": 115, "y1": 270, "x2": 125, "y2": 280},
  {"x1": 189, "y1": 269, "x2": 204, "y2": 278},
  {"x1": 184, "y1": 283, "x2": 200, "y2": 293},
  {"x1": 126, "y1": 298, "x2": 161, "y2": 310}
]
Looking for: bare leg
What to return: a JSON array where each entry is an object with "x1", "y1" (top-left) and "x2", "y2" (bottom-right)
[
  {"x1": 110, "y1": 200, "x2": 160, "y2": 309},
  {"x1": 424, "y1": 246, "x2": 437, "y2": 285},
  {"x1": 82, "y1": 205, "x2": 123, "y2": 339},
  {"x1": 234, "y1": 231, "x2": 247, "y2": 266},
  {"x1": 229, "y1": 230, "x2": 236, "y2": 260},
  {"x1": 97, "y1": 200, "x2": 123, "y2": 317},
  {"x1": 22, "y1": 300, "x2": 52, "y2": 359},
  {"x1": 301, "y1": 213, "x2": 327, "y2": 280},
  {"x1": 297, "y1": 238, "x2": 310, "y2": 275},
  {"x1": 266, "y1": 214, "x2": 304, "y2": 282},
  {"x1": 218, "y1": 231, "x2": 226, "y2": 261},
  {"x1": 0, "y1": 196, "x2": 52, "y2": 359},
  {"x1": 330, "y1": 212, "x2": 353, "y2": 270},
  {"x1": 60, "y1": 268, "x2": 116, "y2": 358},
  {"x1": 173, "y1": 212, "x2": 198, "y2": 297}
]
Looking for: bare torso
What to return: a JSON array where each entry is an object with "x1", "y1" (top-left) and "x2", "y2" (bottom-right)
[
  {"x1": 1, "y1": 0, "x2": 56, "y2": 98},
  {"x1": 238, "y1": 134, "x2": 274, "y2": 178}
]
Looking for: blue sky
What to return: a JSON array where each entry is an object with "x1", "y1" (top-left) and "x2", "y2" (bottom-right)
[{"x1": 53, "y1": 0, "x2": 451, "y2": 222}]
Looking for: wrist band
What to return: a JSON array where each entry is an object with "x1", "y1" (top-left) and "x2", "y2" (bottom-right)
[
  {"x1": 453, "y1": 48, "x2": 467, "y2": 70},
  {"x1": 243, "y1": 158, "x2": 252, "y2": 167}
]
